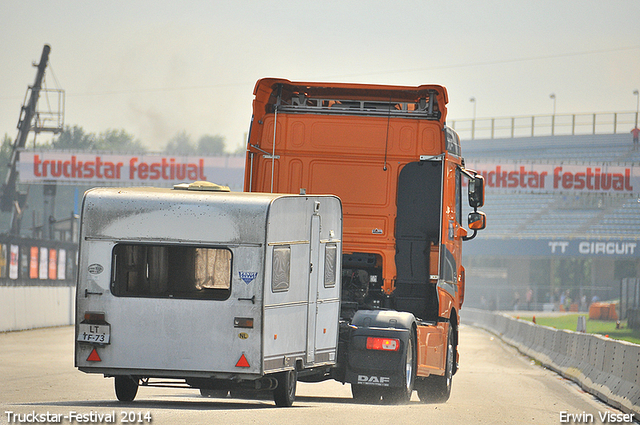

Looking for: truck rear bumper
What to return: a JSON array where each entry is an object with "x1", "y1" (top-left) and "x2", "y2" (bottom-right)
[{"x1": 344, "y1": 326, "x2": 411, "y2": 388}]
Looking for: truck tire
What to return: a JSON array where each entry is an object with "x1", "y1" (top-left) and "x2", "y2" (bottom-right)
[
  {"x1": 416, "y1": 325, "x2": 454, "y2": 403},
  {"x1": 114, "y1": 376, "x2": 138, "y2": 402},
  {"x1": 273, "y1": 369, "x2": 297, "y2": 407},
  {"x1": 382, "y1": 330, "x2": 416, "y2": 403},
  {"x1": 351, "y1": 384, "x2": 382, "y2": 403}
]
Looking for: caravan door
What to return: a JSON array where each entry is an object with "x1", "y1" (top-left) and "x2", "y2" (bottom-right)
[{"x1": 306, "y1": 214, "x2": 321, "y2": 363}]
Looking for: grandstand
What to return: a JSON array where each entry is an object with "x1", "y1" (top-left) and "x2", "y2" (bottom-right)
[
  {"x1": 472, "y1": 190, "x2": 640, "y2": 240},
  {"x1": 465, "y1": 133, "x2": 640, "y2": 239},
  {"x1": 461, "y1": 132, "x2": 640, "y2": 311},
  {"x1": 465, "y1": 132, "x2": 640, "y2": 162}
]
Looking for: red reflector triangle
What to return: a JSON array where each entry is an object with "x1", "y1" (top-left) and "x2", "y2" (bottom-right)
[
  {"x1": 87, "y1": 348, "x2": 101, "y2": 362},
  {"x1": 235, "y1": 354, "x2": 250, "y2": 368}
]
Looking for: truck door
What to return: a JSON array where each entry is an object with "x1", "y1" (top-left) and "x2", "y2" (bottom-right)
[
  {"x1": 394, "y1": 159, "x2": 443, "y2": 321},
  {"x1": 306, "y1": 213, "x2": 320, "y2": 363}
]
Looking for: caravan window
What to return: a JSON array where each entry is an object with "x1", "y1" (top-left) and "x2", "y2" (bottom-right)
[
  {"x1": 324, "y1": 243, "x2": 337, "y2": 288},
  {"x1": 271, "y1": 246, "x2": 291, "y2": 292},
  {"x1": 111, "y1": 244, "x2": 232, "y2": 300}
]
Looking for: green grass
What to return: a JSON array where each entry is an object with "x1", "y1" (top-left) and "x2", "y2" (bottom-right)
[{"x1": 514, "y1": 313, "x2": 640, "y2": 345}]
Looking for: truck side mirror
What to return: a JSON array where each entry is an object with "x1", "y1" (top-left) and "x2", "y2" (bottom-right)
[
  {"x1": 468, "y1": 175, "x2": 484, "y2": 208},
  {"x1": 468, "y1": 211, "x2": 486, "y2": 230}
]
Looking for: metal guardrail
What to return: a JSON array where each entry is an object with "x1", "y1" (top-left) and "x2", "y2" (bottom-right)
[{"x1": 450, "y1": 111, "x2": 639, "y2": 140}]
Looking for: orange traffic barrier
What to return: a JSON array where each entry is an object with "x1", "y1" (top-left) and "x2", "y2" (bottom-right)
[{"x1": 588, "y1": 302, "x2": 618, "y2": 320}]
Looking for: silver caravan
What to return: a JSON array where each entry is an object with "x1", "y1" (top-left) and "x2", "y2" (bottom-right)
[{"x1": 74, "y1": 183, "x2": 342, "y2": 407}]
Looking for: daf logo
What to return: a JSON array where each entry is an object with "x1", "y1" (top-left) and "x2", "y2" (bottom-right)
[{"x1": 357, "y1": 375, "x2": 390, "y2": 386}]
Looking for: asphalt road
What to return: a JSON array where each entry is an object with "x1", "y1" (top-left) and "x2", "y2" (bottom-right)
[{"x1": 0, "y1": 325, "x2": 631, "y2": 425}]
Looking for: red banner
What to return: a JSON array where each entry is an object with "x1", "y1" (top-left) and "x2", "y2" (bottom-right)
[
  {"x1": 466, "y1": 161, "x2": 639, "y2": 195},
  {"x1": 18, "y1": 151, "x2": 244, "y2": 186}
]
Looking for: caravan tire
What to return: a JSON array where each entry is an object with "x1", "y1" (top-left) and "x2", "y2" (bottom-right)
[
  {"x1": 114, "y1": 376, "x2": 138, "y2": 402},
  {"x1": 273, "y1": 369, "x2": 297, "y2": 407},
  {"x1": 200, "y1": 389, "x2": 229, "y2": 398}
]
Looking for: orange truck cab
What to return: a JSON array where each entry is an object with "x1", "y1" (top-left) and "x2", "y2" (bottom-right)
[{"x1": 244, "y1": 78, "x2": 486, "y2": 403}]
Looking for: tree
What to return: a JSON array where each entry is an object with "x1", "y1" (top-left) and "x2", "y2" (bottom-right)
[
  {"x1": 197, "y1": 134, "x2": 225, "y2": 155},
  {"x1": 164, "y1": 130, "x2": 196, "y2": 155},
  {"x1": 95, "y1": 129, "x2": 146, "y2": 152},
  {"x1": 232, "y1": 144, "x2": 247, "y2": 155},
  {"x1": 51, "y1": 125, "x2": 95, "y2": 150}
]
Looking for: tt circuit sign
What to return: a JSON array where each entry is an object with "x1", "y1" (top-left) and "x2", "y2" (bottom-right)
[
  {"x1": 469, "y1": 239, "x2": 640, "y2": 258},
  {"x1": 548, "y1": 240, "x2": 637, "y2": 256},
  {"x1": 17, "y1": 151, "x2": 245, "y2": 187},
  {"x1": 466, "y1": 161, "x2": 640, "y2": 196}
]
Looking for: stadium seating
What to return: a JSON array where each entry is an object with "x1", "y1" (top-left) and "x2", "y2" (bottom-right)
[{"x1": 463, "y1": 133, "x2": 640, "y2": 239}]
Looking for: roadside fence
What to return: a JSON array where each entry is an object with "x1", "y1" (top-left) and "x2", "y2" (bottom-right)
[
  {"x1": 451, "y1": 111, "x2": 638, "y2": 140},
  {"x1": 461, "y1": 308, "x2": 640, "y2": 417}
]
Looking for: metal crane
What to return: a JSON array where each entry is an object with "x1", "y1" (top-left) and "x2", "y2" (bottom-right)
[{"x1": 1, "y1": 44, "x2": 63, "y2": 235}]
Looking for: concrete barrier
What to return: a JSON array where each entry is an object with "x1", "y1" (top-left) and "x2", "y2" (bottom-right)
[
  {"x1": 0, "y1": 285, "x2": 75, "y2": 332},
  {"x1": 462, "y1": 308, "x2": 640, "y2": 417}
]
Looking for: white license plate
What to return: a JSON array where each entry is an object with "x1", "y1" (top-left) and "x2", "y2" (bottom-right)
[{"x1": 77, "y1": 323, "x2": 110, "y2": 344}]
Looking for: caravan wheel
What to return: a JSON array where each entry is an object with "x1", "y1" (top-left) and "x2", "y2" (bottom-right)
[
  {"x1": 273, "y1": 369, "x2": 297, "y2": 407},
  {"x1": 114, "y1": 376, "x2": 138, "y2": 402},
  {"x1": 200, "y1": 389, "x2": 229, "y2": 398}
]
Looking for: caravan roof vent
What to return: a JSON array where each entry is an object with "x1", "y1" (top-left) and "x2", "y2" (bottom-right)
[{"x1": 173, "y1": 181, "x2": 231, "y2": 192}]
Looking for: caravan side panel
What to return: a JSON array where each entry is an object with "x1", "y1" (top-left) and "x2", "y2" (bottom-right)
[{"x1": 262, "y1": 196, "x2": 342, "y2": 372}]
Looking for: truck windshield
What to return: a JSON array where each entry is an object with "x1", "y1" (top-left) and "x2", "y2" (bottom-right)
[{"x1": 111, "y1": 244, "x2": 232, "y2": 300}]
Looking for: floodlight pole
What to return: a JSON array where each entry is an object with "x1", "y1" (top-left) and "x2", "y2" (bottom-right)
[
  {"x1": 550, "y1": 93, "x2": 556, "y2": 135},
  {"x1": 470, "y1": 97, "x2": 476, "y2": 140},
  {"x1": 634, "y1": 90, "x2": 639, "y2": 128}
]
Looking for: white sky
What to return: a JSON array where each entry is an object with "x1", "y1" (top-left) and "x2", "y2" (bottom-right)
[{"x1": 1, "y1": 0, "x2": 639, "y2": 153}]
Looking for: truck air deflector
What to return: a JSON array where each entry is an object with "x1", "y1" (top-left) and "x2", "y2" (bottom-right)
[{"x1": 261, "y1": 80, "x2": 444, "y2": 120}]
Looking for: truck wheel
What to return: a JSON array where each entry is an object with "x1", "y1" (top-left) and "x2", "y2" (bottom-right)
[
  {"x1": 417, "y1": 325, "x2": 454, "y2": 403},
  {"x1": 351, "y1": 384, "x2": 382, "y2": 403},
  {"x1": 273, "y1": 369, "x2": 297, "y2": 407},
  {"x1": 114, "y1": 376, "x2": 138, "y2": 402},
  {"x1": 382, "y1": 330, "x2": 416, "y2": 403}
]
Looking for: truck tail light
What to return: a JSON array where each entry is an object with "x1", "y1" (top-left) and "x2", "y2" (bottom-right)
[{"x1": 366, "y1": 337, "x2": 399, "y2": 351}]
